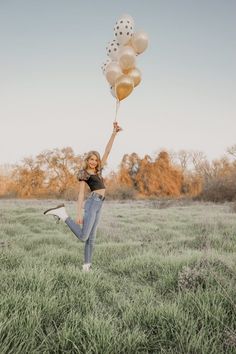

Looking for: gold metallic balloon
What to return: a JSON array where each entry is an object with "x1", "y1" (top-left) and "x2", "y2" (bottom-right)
[
  {"x1": 122, "y1": 68, "x2": 130, "y2": 75},
  {"x1": 126, "y1": 67, "x2": 142, "y2": 87},
  {"x1": 115, "y1": 75, "x2": 134, "y2": 101}
]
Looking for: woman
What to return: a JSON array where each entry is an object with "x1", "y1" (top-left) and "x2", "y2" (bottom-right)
[{"x1": 44, "y1": 121, "x2": 122, "y2": 272}]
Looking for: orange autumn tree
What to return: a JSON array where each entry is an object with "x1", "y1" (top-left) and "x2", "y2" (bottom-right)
[
  {"x1": 118, "y1": 153, "x2": 141, "y2": 188},
  {"x1": 13, "y1": 157, "x2": 46, "y2": 198},
  {"x1": 117, "y1": 151, "x2": 184, "y2": 197},
  {"x1": 0, "y1": 175, "x2": 15, "y2": 197},
  {"x1": 136, "y1": 151, "x2": 183, "y2": 196},
  {"x1": 199, "y1": 155, "x2": 236, "y2": 201},
  {"x1": 170, "y1": 149, "x2": 205, "y2": 196},
  {"x1": 0, "y1": 164, "x2": 16, "y2": 197},
  {"x1": 12, "y1": 147, "x2": 83, "y2": 198},
  {"x1": 36, "y1": 147, "x2": 83, "y2": 196}
]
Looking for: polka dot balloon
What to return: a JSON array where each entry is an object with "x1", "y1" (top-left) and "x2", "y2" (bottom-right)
[
  {"x1": 121, "y1": 14, "x2": 134, "y2": 26},
  {"x1": 101, "y1": 58, "x2": 111, "y2": 75},
  {"x1": 106, "y1": 39, "x2": 120, "y2": 60},
  {"x1": 113, "y1": 17, "x2": 134, "y2": 45},
  {"x1": 110, "y1": 85, "x2": 117, "y2": 98}
]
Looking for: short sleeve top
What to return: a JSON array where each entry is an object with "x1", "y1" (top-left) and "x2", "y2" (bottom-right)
[{"x1": 77, "y1": 168, "x2": 105, "y2": 191}]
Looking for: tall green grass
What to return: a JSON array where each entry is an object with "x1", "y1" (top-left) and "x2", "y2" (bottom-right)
[{"x1": 1, "y1": 199, "x2": 236, "y2": 353}]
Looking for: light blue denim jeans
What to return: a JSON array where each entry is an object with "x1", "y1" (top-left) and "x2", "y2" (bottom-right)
[{"x1": 65, "y1": 193, "x2": 104, "y2": 264}]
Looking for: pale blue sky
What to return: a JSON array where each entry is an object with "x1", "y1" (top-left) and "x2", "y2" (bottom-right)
[{"x1": 1, "y1": 0, "x2": 235, "y2": 174}]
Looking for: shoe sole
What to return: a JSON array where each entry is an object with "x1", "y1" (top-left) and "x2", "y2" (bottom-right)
[{"x1": 43, "y1": 203, "x2": 65, "y2": 215}]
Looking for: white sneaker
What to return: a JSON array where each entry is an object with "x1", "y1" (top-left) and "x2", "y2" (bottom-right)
[
  {"x1": 44, "y1": 204, "x2": 68, "y2": 222},
  {"x1": 82, "y1": 263, "x2": 91, "y2": 272}
]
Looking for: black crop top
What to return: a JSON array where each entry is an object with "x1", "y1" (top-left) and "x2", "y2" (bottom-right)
[{"x1": 77, "y1": 169, "x2": 105, "y2": 191}]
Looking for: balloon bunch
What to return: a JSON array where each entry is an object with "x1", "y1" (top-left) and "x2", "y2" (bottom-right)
[{"x1": 101, "y1": 14, "x2": 149, "y2": 108}]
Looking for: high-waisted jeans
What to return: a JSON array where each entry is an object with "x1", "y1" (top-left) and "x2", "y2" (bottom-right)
[{"x1": 65, "y1": 193, "x2": 104, "y2": 264}]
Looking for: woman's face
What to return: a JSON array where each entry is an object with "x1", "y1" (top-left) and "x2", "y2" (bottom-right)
[{"x1": 88, "y1": 155, "x2": 98, "y2": 169}]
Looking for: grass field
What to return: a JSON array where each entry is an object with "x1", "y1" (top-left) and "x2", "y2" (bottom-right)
[{"x1": 1, "y1": 198, "x2": 236, "y2": 354}]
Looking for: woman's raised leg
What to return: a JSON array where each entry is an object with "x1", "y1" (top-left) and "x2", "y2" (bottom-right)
[{"x1": 65, "y1": 198, "x2": 99, "y2": 242}]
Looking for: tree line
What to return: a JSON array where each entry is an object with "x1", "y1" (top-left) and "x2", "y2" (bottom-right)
[{"x1": 0, "y1": 145, "x2": 236, "y2": 201}]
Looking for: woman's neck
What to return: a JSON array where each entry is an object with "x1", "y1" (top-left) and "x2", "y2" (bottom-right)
[{"x1": 86, "y1": 168, "x2": 96, "y2": 175}]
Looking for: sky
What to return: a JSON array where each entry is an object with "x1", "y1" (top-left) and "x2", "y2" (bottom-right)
[{"x1": 1, "y1": 0, "x2": 236, "y2": 175}]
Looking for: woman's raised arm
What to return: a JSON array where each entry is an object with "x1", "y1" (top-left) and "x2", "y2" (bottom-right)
[{"x1": 101, "y1": 122, "x2": 122, "y2": 167}]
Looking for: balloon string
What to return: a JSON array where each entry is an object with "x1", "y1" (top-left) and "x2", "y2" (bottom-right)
[{"x1": 114, "y1": 99, "x2": 120, "y2": 122}]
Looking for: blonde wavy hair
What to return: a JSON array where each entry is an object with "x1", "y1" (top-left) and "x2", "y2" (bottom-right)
[{"x1": 82, "y1": 151, "x2": 102, "y2": 174}]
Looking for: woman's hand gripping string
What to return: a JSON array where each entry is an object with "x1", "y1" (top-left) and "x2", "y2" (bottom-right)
[{"x1": 113, "y1": 121, "x2": 122, "y2": 134}]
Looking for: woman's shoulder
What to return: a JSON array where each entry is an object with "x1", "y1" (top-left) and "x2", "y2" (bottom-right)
[{"x1": 77, "y1": 168, "x2": 90, "y2": 181}]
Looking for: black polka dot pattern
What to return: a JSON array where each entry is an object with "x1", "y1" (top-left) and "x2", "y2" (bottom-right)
[
  {"x1": 113, "y1": 18, "x2": 134, "y2": 44},
  {"x1": 101, "y1": 58, "x2": 111, "y2": 74},
  {"x1": 106, "y1": 39, "x2": 120, "y2": 59}
]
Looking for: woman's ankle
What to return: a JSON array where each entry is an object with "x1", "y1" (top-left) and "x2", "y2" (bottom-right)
[{"x1": 82, "y1": 263, "x2": 91, "y2": 271}]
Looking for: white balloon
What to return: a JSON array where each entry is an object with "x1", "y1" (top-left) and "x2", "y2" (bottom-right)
[
  {"x1": 131, "y1": 31, "x2": 149, "y2": 54},
  {"x1": 110, "y1": 85, "x2": 117, "y2": 98},
  {"x1": 113, "y1": 18, "x2": 134, "y2": 45},
  {"x1": 121, "y1": 14, "x2": 135, "y2": 26},
  {"x1": 105, "y1": 62, "x2": 122, "y2": 86},
  {"x1": 101, "y1": 58, "x2": 111, "y2": 75},
  {"x1": 106, "y1": 39, "x2": 121, "y2": 60},
  {"x1": 118, "y1": 46, "x2": 136, "y2": 71}
]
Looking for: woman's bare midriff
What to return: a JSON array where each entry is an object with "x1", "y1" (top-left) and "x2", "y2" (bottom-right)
[{"x1": 93, "y1": 188, "x2": 105, "y2": 197}]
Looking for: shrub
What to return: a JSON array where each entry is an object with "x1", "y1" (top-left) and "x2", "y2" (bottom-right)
[
  {"x1": 200, "y1": 173, "x2": 236, "y2": 202},
  {"x1": 230, "y1": 201, "x2": 236, "y2": 213},
  {"x1": 62, "y1": 187, "x2": 79, "y2": 201},
  {"x1": 105, "y1": 185, "x2": 137, "y2": 200}
]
